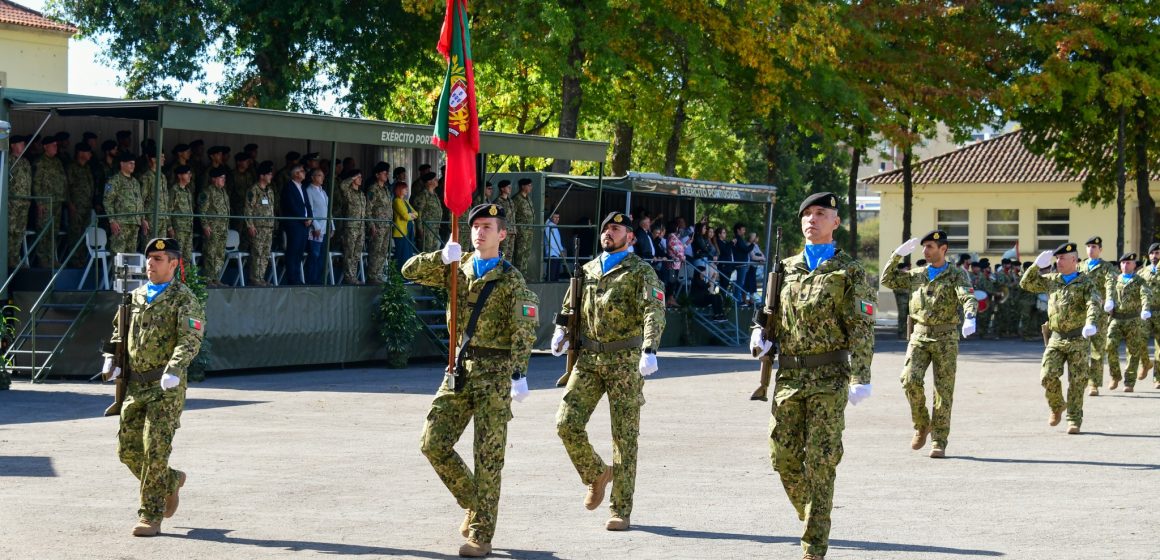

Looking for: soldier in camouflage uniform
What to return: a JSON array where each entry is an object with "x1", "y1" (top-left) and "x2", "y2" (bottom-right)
[
  {"x1": 139, "y1": 152, "x2": 167, "y2": 237},
  {"x1": 1103, "y1": 252, "x2": 1152, "y2": 392},
  {"x1": 244, "y1": 161, "x2": 276, "y2": 285},
  {"x1": 403, "y1": 203, "x2": 538, "y2": 558},
  {"x1": 33, "y1": 136, "x2": 67, "y2": 266},
  {"x1": 66, "y1": 143, "x2": 97, "y2": 266},
  {"x1": 1080, "y1": 236, "x2": 1115, "y2": 395},
  {"x1": 993, "y1": 259, "x2": 1019, "y2": 338},
  {"x1": 749, "y1": 193, "x2": 874, "y2": 560},
  {"x1": 893, "y1": 262, "x2": 911, "y2": 339},
  {"x1": 101, "y1": 237, "x2": 205, "y2": 536},
  {"x1": 1021, "y1": 243, "x2": 1101, "y2": 434},
  {"x1": 1137, "y1": 243, "x2": 1160, "y2": 389},
  {"x1": 365, "y1": 162, "x2": 394, "y2": 285},
  {"x1": 412, "y1": 171, "x2": 443, "y2": 253},
  {"x1": 881, "y1": 229, "x2": 977, "y2": 459},
  {"x1": 967, "y1": 261, "x2": 993, "y2": 339},
  {"x1": 105, "y1": 152, "x2": 149, "y2": 256},
  {"x1": 337, "y1": 168, "x2": 367, "y2": 284},
  {"x1": 551, "y1": 210, "x2": 666, "y2": 533},
  {"x1": 511, "y1": 178, "x2": 535, "y2": 276},
  {"x1": 494, "y1": 180, "x2": 515, "y2": 259},
  {"x1": 198, "y1": 167, "x2": 231, "y2": 285},
  {"x1": 7, "y1": 135, "x2": 33, "y2": 270},
  {"x1": 459, "y1": 181, "x2": 494, "y2": 232},
  {"x1": 169, "y1": 166, "x2": 196, "y2": 264}
]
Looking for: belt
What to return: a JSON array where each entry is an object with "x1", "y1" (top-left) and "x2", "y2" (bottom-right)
[
  {"x1": 778, "y1": 349, "x2": 851, "y2": 370},
  {"x1": 129, "y1": 367, "x2": 165, "y2": 384},
  {"x1": 580, "y1": 335, "x2": 643, "y2": 353},
  {"x1": 460, "y1": 346, "x2": 511, "y2": 360},
  {"x1": 914, "y1": 323, "x2": 958, "y2": 335},
  {"x1": 1051, "y1": 327, "x2": 1084, "y2": 340},
  {"x1": 1112, "y1": 311, "x2": 1141, "y2": 321}
]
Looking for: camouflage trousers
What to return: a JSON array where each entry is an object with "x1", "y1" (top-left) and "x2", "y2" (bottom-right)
[
  {"x1": 894, "y1": 294, "x2": 909, "y2": 338},
  {"x1": 901, "y1": 336, "x2": 958, "y2": 447},
  {"x1": 995, "y1": 297, "x2": 1020, "y2": 337},
  {"x1": 1143, "y1": 316, "x2": 1160, "y2": 382},
  {"x1": 247, "y1": 227, "x2": 273, "y2": 283},
  {"x1": 1088, "y1": 314, "x2": 1110, "y2": 388},
  {"x1": 342, "y1": 221, "x2": 365, "y2": 284},
  {"x1": 173, "y1": 220, "x2": 194, "y2": 265},
  {"x1": 201, "y1": 221, "x2": 228, "y2": 279},
  {"x1": 419, "y1": 223, "x2": 441, "y2": 253},
  {"x1": 67, "y1": 203, "x2": 93, "y2": 266},
  {"x1": 769, "y1": 364, "x2": 848, "y2": 558},
  {"x1": 1041, "y1": 335, "x2": 1089, "y2": 426},
  {"x1": 500, "y1": 235, "x2": 514, "y2": 264},
  {"x1": 366, "y1": 230, "x2": 391, "y2": 284},
  {"x1": 512, "y1": 228, "x2": 532, "y2": 277},
  {"x1": 34, "y1": 200, "x2": 63, "y2": 266},
  {"x1": 978, "y1": 301, "x2": 995, "y2": 338},
  {"x1": 556, "y1": 352, "x2": 644, "y2": 518},
  {"x1": 1106, "y1": 318, "x2": 1146, "y2": 388},
  {"x1": 7, "y1": 202, "x2": 30, "y2": 269},
  {"x1": 109, "y1": 223, "x2": 140, "y2": 256},
  {"x1": 118, "y1": 381, "x2": 186, "y2": 523},
  {"x1": 420, "y1": 363, "x2": 513, "y2": 544},
  {"x1": 1018, "y1": 297, "x2": 1040, "y2": 339}
]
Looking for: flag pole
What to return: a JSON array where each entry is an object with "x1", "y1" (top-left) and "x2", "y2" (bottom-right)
[{"x1": 447, "y1": 216, "x2": 460, "y2": 375}]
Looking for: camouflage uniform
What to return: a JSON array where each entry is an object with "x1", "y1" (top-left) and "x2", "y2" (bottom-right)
[
  {"x1": 974, "y1": 272, "x2": 997, "y2": 338},
  {"x1": 109, "y1": 281, "x2": 205, "y2": 523},
  {"x1": 764, "y1": 248, "x2": 874, "y2": 558},
  {"x1": 1021, "y1": 268, "x2": 1100, "y2": 427},
  {"x1": 244, "y1": 182, "x2": 276, "y2": 283},
  {"x1": 412, "y1": 188, "x2": 443, "y2": 253},
  {"x1": 338, "y1": 177, "x2": 366, "y2": 283},
  {"x1": 7, "y1": 156, "x2": 32, "y2": 269},
  {"x1": 66, "y1": 159, "x2": 96, "y2": 265},
  {"x1": 1139, "y1": 263, "x2": 1160, "y2": 384},
  {"x1": 169, "y1": 183, "x2": 195, "y2": 264},
  {"x1": 104, "y1": 173, "x2": 145, "y2": 255},
  {"x1": 881, "y1": 255, "x2": 977, "y2": 451},
  {"x1": 198, "y1": 184, "x2": 231, "y2": 278},
  {"x1": 1104, "y1": 273, "x2": 1151, "y2": 389},
  {"x1": 556, "y1": 252, "x2": 666, "y2": 521},
  {"x1": 495, "y1": 194, "x2": 515, "y2": 259},
  {"x1": 365, "y1": 182, "x2": 394, "y2": 284},
  {"x1": 402, "y1": 250, "x2": 538, "y2": 545},
  {"x1": 512, "y1": 192, "x2": 535, "y2": 276},
  {"x1": 993, "y1": 268, "x2": 1019, "y2": 337},
  {"x1": 33, "y1": 154, "x2": 67, "y2": 265},
  {"x1": 139, "y1": 169, "x2": 167, "y2": 234},
  {"x1": 1080, "y1": 258, "x2": 1115, "y2": 387},
  {"x1": 893, "y1": 288, "x2": 910, "y2": 338}
]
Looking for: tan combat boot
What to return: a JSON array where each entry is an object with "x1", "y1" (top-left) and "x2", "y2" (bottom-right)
[
  {"x1": 929, "y1": 443, "x2": 946, "y2": 459},
  {"x1": 1067, "y1": 423, "x2": 1080, "y2": 435},
  {"x1": 131, "y1": 519, "x2": 161, "y2": 537},
  {"x1": 460, "y1": 510, "x2": 473, "y2": 538},
  {"x1": 1124, "y1": 385, "x2": 1134, "y2": 393},
  {"x1": 1049, "y1": 408, "x2": 1064, "y2": 426},
  {"x1": 605, "y1": 515, "x2": 630, "y2": 531},
  {"x1": 584, "y1": 466, "x2": 613, "y2": 510},
  {"x1": 803, "y1": 553, "x2": 826, "y2": 560},
  {"x1": 1109, "y1": 379, "x2": 1119, "y2": 390},
  {"x1": 1088, "y1": 386, "x2": 1099, "y2": 396},
  {"x1": 164, "y1": 470, "x2": 186, "y2": 518},
  {"x1": 1139, "y1": 363, "x2": 1150, "y2": 380},
  {"x1": 1154, "y1": 381, "x2": 1160, "y2": 390},
  {"x1": 458, "y1": 538, "x2": 491, "y2": 557},
  {"x1": 910, "y1": 427, "x2": 930, "y2": 450}
]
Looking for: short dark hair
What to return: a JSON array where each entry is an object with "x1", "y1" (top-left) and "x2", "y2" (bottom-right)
[{"x1": 733, "y1": 222, "x2": 746, "y2": 234}]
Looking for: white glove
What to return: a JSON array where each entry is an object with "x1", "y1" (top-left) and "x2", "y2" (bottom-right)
[
  {"x1": 1104, "y1": 299, "x2": 1115, "y2": 313},
  {"x1": 101, "y1": 357, "x2": 121, "y2": 380},
  {"x1": 1143, "y1": 310, "x2": 1152, "y2": 320},
  {"x1": 1082, "y1": 324, "x2": 1097, "y2": 338},
  {"x1": 749, "y1": 327, "x2": 772, "y2": 358},
  {"x1": 550, "y1": 326, "x2": 569, "y2": 357},
  {"x1": 639, "y1": 352, "x2": 658, "y2": 376},
  {"x1": 848, "y1": 383, "x2": 872, "y2": 405},
  {"x1": 1034, "y1": 250, "x2": 1053, "y2": 269},
  {"x1": 160, "y1": 373, "x2": 180, "y2": 391},
  {"x1": 511, "y1": 375, "x2": 529, "y2": 402},
  {"x1": 893, "y1": 237, "x2": 920, "y2": 257},
  {"x1": 440, "y1": 241, "x2": 462, "y2": 264},
  {"x1": 961, "y1": 317, "x2": 976, "y2": 338}
]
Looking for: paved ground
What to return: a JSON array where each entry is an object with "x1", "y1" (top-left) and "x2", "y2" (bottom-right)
[{"x1": 2, "y1": 335, "x2": 1158, "y2": 560}]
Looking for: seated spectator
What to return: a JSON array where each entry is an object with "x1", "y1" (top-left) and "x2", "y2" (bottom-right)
[{"x1": 665, "y1": 229, "x2": 685, "y2": 307}]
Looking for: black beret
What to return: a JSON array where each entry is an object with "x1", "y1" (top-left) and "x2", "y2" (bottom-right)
[
  {"x1": 74, "y1": 142, "x2": 91, "y2": 153},
  {"x1": 1119, "y1": 252, "x2": 1137, "y2": 262},
  {"x1": 140, "y1": 139, "x2": 157, "y2": 153},
  {"x1": 1086, "y1": 235, "x2": 1102, "y2": 247},
  {"x1": 1053, "y1": 242, "x2": 1077, "y2": 256},
  {"x1": 116, "y1": 130, "x2": 132, "y2": 139},
  {"x1": 969, "y1": 261, "x2": 981, "y2": 268},
  {"x1": 600, "y1": 211, "x2": 632, "y2": 231},
  {"x1": 485, "y1": 181, "x2": 493, "y2": 188},
  {"x1": 144, "y1": 237, "x2": 180, "y2": 257},
  {"x1": 339, "y1": 168, "x2": 362, "y2": 181},
  {"x1": 234, "y1": 152, "x2": 251, "y2": 162},
  {"x1": 207, "y1": 146, "x2": 226, "y2": 155},
  {"x1": 208, "y1": 166, "x2": 228, "y2": 179},
  {"x1": 285, "y1": 151, "x2": 301, "y2": 161},
  {"x1": 40, "y1": 135, "x2": 57, "y2": 146},
  {"x1": 102, "y1": 140, "x2": 118, "y2": 151},
  {"x1": 172, "y1": 143, "x2": 190, "y2": 154},
  {"x1": 978, "y1": 258, "x2": 991, "y2": 266},
  {"x1": 257, "y1": 161, "x2": 275, "y2": 175},
  {"x1": 468, "y1": 203, "x2": 506, "y2": 225},
  {"x1": 497, "y1": 179, "x2": 512, "y2": 188},
  {"x1": 174, "y1": 165, "x2": 192, "y2": 175},
  {"x1": 518, "y1": 177, "x2": 533, "y2": 186},
  {"x1": 117, "y1": 152, "x2": 137, "y2": 163},
  {"x1": 920, "y1": 229, "x2": 949, "y2": 246},
  {"x1": 418, "y1": 163, "x2": 432, "y2": 171},
  {"x1": 54, "y1": 131, "x2": 70, "y2": 141},
  {"x1": 244, "y1": 143, "x2": 258, "y2": 152},
  {"x1": 373, "y1": 161, "x2": 391, "y2": 174},
  {"x1": 189, "y1": 139, "x2": 205, "y2": 147},
  {"x1": 1150, "y1": 243, "x2": 1160, "y2": 253},
  {"x1": 798, "y1": 191, "x2": 839, "y2": 216},
  {"x1": 301, "y1": 152, "x2": 319, "y2": 162},
  {"x1": 82, "y1": 131, "x2": 98, "y2": 140},
  {"x1": 958, "y1": 253, "x2": 973, "y2": 264},
  {"x1": 9, "y1": 134, "x2": 29, "y2": 145},
  {"x1": 1000, "y1": 258, "x2": 1011, "y2": 265},
  {"x1": 393, "y1": 166, "x2": 407, "y2": 176},
  {"x1": 420, "y1": 171, "x2": 438, "y2": 182}
]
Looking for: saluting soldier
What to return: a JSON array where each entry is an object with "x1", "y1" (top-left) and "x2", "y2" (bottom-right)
[
  {"x1": 33, "y1": 135, "x2": 68, "y2": 266},
  {"x1": 1021, "y1": 243, "x2": 1101, "y2": 434},
  {"x1": 882, "y1": 229, "x2": 977, "y2": 459},
  {"x1": 105, "y1": 152, "x2": 149, "y2": 256},
  {"x1": 365, "y1": 162, "x2": 394, "y2": 285},
  {"x1": 7, "y1": 135, "x2": 32, "y2": 270},
  {"x1": 169, "y1": 166, "x2": 196, "y2": 264},
  {"x1": 412, "y1": 171, "x2": 443, "y2": 253},
  {"x1": 749, "y1": 192, "x2": 875, "y2": 560},
  {"x1": 198, "y1": 167, "x2": 231, "y2": 285},
  {"x1": 402, "y1": 203, "x2": 538, "y2": 558},
  {"x1": 244, "y1": 161, "x2": 277, "y2": 286},
  {"x1": 337, "y1": 168, "x2": 367, "y2": 285},
  {"x1": 1138, "y1": 243, "x2": 1160, "y2": 389},
  {"x1": 101, "y1": 237, "x2": 205, "y2": 536},
  {"x1": 550, "y1": 210, "x2": 666, "y2": 532},
  {"x1": 1080, "y1": 236, "x2": 1115, "y2": 395},
  {"x1": 66, "y1": 143, "x2": 97, "y2": 265},
  {"x1": 511, "y1": 178, "x2": 535, "y2": 275},
  {"x1": 1102, "y1": 252, "x2": 1152, "y2": 393},
  {"x1": 494, "y1": 180, "x2": 515, "y2": 259}
]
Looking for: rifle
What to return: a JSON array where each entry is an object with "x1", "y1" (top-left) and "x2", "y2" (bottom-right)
[
  {"x1": 101, "y1": 264, "x2": 131, "y2": 417},
  {"x1": 750, "y1": 228, "x2": 784, "y2": 401},
  {"x1": 556, "y1": 236, "x2": 583, "y2": 387}
]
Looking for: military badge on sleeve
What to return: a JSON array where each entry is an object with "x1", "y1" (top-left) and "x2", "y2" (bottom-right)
[
  {"x1": 187, "y1": 318, "x2": 203, "y2": 332},
  {"x1": 858, "y1": 300, "x2": 874, "y2": 317},
  {"x1": 515, "y1": 302, "x2": 538, "y2": 320},
  {"x1": 649, "y1": 287, "x2": 665, "y2": 303}
]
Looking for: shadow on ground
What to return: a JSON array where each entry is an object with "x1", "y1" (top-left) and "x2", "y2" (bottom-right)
[
  {"x1": 0, "y1": 390, "x2": 265, "y2": 425},
  {"x1": 634, "y1": 525, "x2": 1004, "y2": 556}
]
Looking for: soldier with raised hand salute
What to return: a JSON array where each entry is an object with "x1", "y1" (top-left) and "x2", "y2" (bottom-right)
[
  {"x1": 749, "y1": 192, "x2": 874, "y2": 560},
  {"x1": 1080, "y1": 236, "x2": 1115, "y2": 395},
  {"x1": 1138, "y1": 243, "x2": 1160, "y2": 389},
  {"x1": 881, "y1": 229, "x2": 976, "y2": 459},
  {"x1": 1102, "y1": 252, "x2": 1152, "y2": 393},
  {"x1": 551, "y1": 211, "x2": 666, "y2": 533},
  {"x1": 1021, "y1": 243, "x2": 1101, "y2": 434},
  {"x1": 402, "y1": 203, "x2": 538, "y2": 558}
]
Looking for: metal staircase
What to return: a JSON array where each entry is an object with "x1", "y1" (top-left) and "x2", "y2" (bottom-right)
[{"x1": 413, "y1": 289, "x2": 450, "y2": 358}]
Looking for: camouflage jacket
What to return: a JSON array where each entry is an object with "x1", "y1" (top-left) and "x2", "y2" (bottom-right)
[
  {"x1": 561, "y1": 252, "x2": 666, "y2": 366},
  {"x1": 1139, "y1": 263, "x2": 1160, "y2": 308},
  {"x1": 339, "y1": 177, "x2": 367, "y2": 225},
  {"x1": 881, "y1": 254, "x2": 977, "y2": 334},
  {"x1": 367, "y1": 182, "x2": 394, "y2": 233},
  {"x1": 402, "y1": 251, "x2": 538, "y2": 373},
  {"x1": 67, "y1": 160, "x2": 95, "y2": 213},
  {"x1": 1105, "y1": 273, "x2": 1152, "y2": 317},
  {"x1": 773, "y1": 249, "x2": 875, "y2": 384},
  {"x1": 411, "y1": 188, "x2": 442, "y2": 238},
  {"x1": 232, "y1": 167, "x2": 257, "y2": 214},
  {"x1": 33, "y1": 155, "x2": 67, "y2": 202},
  {"x1": 139, "y1": 168, "x2": 167, "y2": 221},
  {"x1": 109, "y1": 282, "x2": 205, "y2": 382},
  {"x1": 244, "y1": 183, "x2": 276, "y2": 230},
  {"x1": 9, "y1": 157, "x2": 32, "y2": 209},
  {"x1": 1080, "y1": 258, "x2": 1115, "y2": 303},
  {"x1": 198, "y1": 184, "x2": 231, "y2": 229},
  {"x1": 169, "y1": 183, "x2": 195, "y2": 231},
  {"x1": 104, "y1": 173, "x2": 145, "y2": 225},
  {"x1": 513, "y1": 193, "x2": 534, "y2": 230},
  {"x1": 495, "y1": 195, "x2": 515, "y2": 224},
  {"x1": 1020, "y1": 268, "x2": 1100, "y2": 333}
]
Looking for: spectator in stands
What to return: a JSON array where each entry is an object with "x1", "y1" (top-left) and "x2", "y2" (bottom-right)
[
  {"x1": 731, "y1": 223, "x2": 751, "y2": 303},
  {"x1": 392, "y1": 181, "x2": 418, "y2": 270},
  {"x1": 303, "y1": 168, "x2": 330, "y2": 285},
  {"x1": 665, "y1": 227, "x2": 686, "y2": 307},
  {"x1": 544, "y1": 210, "x2": 566, "y2": 281},
  {"x1": 632, "y1": 215, "x2": 655, "y2": 258},
  {"x1": 714, "y1": 226, "x2": 734, "y2": 299},
  {"x1": 745, "y1": 231, "x2": 765, "y2": 303},
  {"x1": 691, "y1": 222, "x2": 711, "y2": 271},
  {"x1": 280, "y1": 164, "x2": 312, "y2": 285},
  {"x1": 692, "y1": 267, "x2": 725, "y2": 321}
]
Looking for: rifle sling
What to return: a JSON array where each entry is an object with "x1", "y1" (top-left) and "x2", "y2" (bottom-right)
[{"x1": 456, "y1": 279, "x2": 500, "y2": 370}]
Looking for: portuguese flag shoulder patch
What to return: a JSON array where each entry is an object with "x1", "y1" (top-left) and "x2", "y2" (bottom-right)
[
  {"x1": 188, "y1": 318, "x2": 203, "y2": 331},
  {"x1": 521, "y1": 304, "x2": 537, "y2": 318},
  {"x1": 860, "y1": 300, "x2": 874, "y2": 316},
  {"x1": 651, "y1": 287, "x2": 665, "y2": 302}
]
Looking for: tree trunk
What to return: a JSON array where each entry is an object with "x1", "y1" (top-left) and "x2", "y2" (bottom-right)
[
  {"x1": 664, "y1": 95, "x2": 687, "y2": 176},
  {"x1": 902, "y1": 144, "x2": 914, "y2": 245},
  {"x1": 551, "y1": 33, "x2": 585, "y2": 173},
  {"x1": 1136, "y1": 106, "x2": 1154, "y2": 254},
  {"x1": 847, "y1": 125, "x2": 865, "y2": 258},
  {"x1": 1116, "y1": 106, "x2": 1126, "y2": 256},
  {"x1": 611, "y1": 122, "x2": 634, "y2": 176}
]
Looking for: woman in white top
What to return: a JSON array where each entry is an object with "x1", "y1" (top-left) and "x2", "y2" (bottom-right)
[{"x1": 304, "y1": 169, "x2": 332, "y2": 284}]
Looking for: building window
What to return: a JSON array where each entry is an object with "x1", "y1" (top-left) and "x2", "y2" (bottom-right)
[
  {"x1": 986, "y1": 209, "x2": 1019, "y2": 252},
  {"x1": 936, "y1": 209, "x2": 969, "y2": 250},
  {"x1": 1037, "y1": 209, "x2": 1069, "y2": 251}
]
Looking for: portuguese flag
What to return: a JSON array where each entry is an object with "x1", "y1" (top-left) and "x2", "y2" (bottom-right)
[{"x1": 433, "y1": 0, "x2": 478, "y2": 217}]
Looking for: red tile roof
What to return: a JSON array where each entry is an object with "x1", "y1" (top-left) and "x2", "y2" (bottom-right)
[
  {"x1": 864, "y1": 130, "x2": 1087, "y2": 185},
  {"x1": 0, "y1": 0, "x2": 76, "y2": 34}
]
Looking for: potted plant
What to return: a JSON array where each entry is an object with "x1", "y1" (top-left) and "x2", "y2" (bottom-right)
[{"x1": 376, "y1": 266, "x2": 420, "y2": 368}]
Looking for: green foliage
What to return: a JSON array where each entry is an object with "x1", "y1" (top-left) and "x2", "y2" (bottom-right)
[
  {"x1": 376, "y1": 266, "x2": 421, "y2": 369},
  {"x1": 183, "y1": 264, "x2": 210, "y2": 382}
]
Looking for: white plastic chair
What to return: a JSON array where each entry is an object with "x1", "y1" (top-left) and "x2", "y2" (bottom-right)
[
  {"x1": 358, "y1": 251, "x2": 369, "y2": 283},
  {"x1": 221, "y1": 229, "x2": 250, "y2": 286},
  {"x1": 77, "y1": 227, "x2": 111, "y2": 290}
]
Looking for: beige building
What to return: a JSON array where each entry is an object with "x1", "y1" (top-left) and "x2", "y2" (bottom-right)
[{"x1": 0, "y1": 1, "x2": 75, "y2": 92}]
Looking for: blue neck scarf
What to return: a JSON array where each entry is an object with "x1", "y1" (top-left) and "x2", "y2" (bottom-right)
[
  {"x1": 926, "y1": 263, "x2": 949, "y2": 281},
  {"x1": 601, "y1": 249, "x2": 631, "y2": 275},
  {"x1": 473, "y1": 254, "x2": 501, "y2": 278},
  {"x1": 1122, "y1": 273, "x2": 1135, "y2": 281},
  {"x1": 145, "y1": 281, "x2": 170, "y2": 304},
  {"x1": 804, "y1": 243, "x2": 836, "y2": 271},
  {"x1": 1087, "y1": 258, "x2": 1102, "y2": 271},
  {"x1": 1062, "y1": 272, "x2": 1079, "y2": 284}
]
